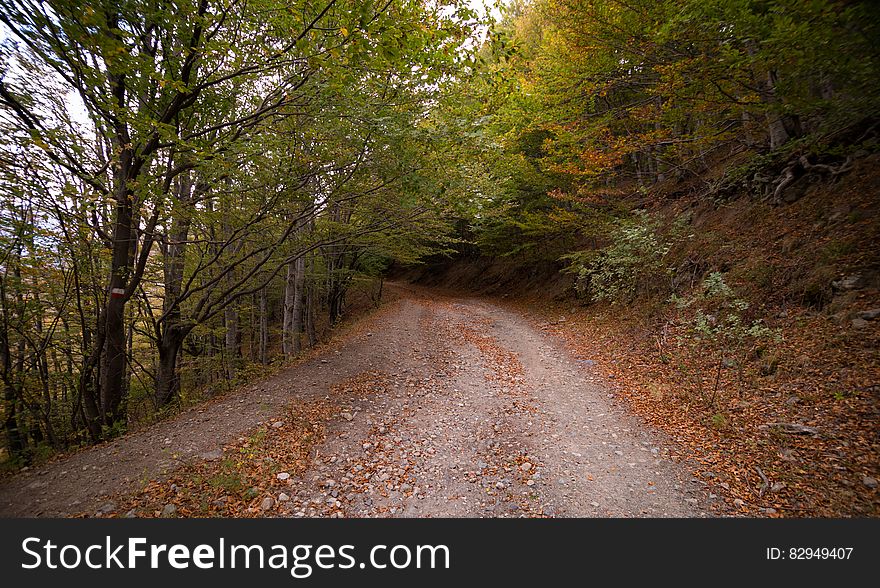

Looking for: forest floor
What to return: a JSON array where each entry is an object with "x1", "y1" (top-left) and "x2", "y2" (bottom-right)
[{"x1": 0, "y1": 283, "x2": 722, "y2": 518}]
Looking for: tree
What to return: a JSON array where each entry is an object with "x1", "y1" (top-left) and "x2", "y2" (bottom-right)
[{"x1": 0, "y1": 0, "x2": 479, "y2": 458}]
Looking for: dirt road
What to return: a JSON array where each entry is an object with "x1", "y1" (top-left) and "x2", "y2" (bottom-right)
[{"x1": 0, "y1": 285, "x2": 719, "y2": 517}]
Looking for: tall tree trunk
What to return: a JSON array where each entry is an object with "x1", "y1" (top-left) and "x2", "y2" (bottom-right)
[
  {"x1": 207, "y1": 331, "x2": 218, "y2": 384},
  {"x1": 304, "y1": 208, "x2": 317, "y2": 348},
  {"x1": 219, "y1": 188, "x2": 241, "y2": 381},
  {"x1": 224, "y1": 306, "x2": 239, "y2": 380},
  {"x1": 78, "y1": 359, "x2": 103, "y2": 441},
  {"x1": 291, "y1": 255, "x2": 305, "y2": 354},
  {"x1": 249, "y1": 293, "x2": 258, "y2": 363},
  {"x1": 282, "y1": 260, "x2": 297, "y2": 357},
  {"x1": 305, "y1": 253, "x2": 317, "y2": 348},
  {"x1": 66, "y1": 237, "x2": 101, "y2": 441},
  {"x1": 32, "y1": 294, "x2": 58, "y2": 448},
  {"x1": 155, "y1": 172, "x2": 198, "y2": 407},
  {"x1": 0, "y1": 283, "x2": 25, "y2": 459},
  {"x1": 155, "y1": 331, "x2": 183, "y2": 408},
  {"x1": 2, "y1": 383, "x2": 24, "y2": 459},
  {"x1": 327, "y1": 250, "x2": 345, "y2": 326},
  {"x1": 259, "y1": 287, "x2": 269, "y2": 364},
  {"x1": 763, "y1": 70, "x2": 802, "y2": 149},
  {"x1": 100, "y1": 100, "x2": 135, "y2": 429}
]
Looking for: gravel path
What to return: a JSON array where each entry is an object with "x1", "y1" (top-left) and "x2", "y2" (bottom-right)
[
  {"x1": 0, "y1": 285, "x2": 719, "y2": 517},
  {"x1": 279, "y1": 289, "x2": 718, "y2": 517}
]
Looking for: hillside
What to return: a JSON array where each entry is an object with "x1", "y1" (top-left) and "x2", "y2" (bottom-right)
[{"x1": 406, "y1": 150, "x2": 880, "y2": 517}]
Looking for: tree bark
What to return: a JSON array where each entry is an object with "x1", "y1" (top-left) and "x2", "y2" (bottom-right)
[
  {"x1": 259, "y1": 287, "x2": 269, "y2": 364},
  {"x1": 763, "y1": 70, "x2": 802, "y2": 149},
  {"x1": 99, "y1": 61, "x2": 136, "y2": 429},
  {"x1": 291, "y1": 255, "x2": 305, "y2": 354},
  {"x1": 282, "y1": 260, "x2": 297, "y2": 357},
  {"x1": 224, "y1": 306, "x2": 239, "y2": 380},
  {"x1": 305, "y1": 253, "x2": 317, "y2": 347},
  {"x1": 155, "y1": 173, "x2": 198, "y2": 406},
  {"x1": 155, "y1": 330, "x2": 183, "y2": 408},
  {"x1": 0, "y1": 282, "x2": 25, "y2": 458}
]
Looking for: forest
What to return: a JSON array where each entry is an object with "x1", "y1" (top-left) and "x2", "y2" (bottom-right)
[
  {"x1": 0, "y1": 0, "x2": 480, "y2": 457},
  {"x1": 0, "y1": 0, "x2": 878, "y2": 518}
]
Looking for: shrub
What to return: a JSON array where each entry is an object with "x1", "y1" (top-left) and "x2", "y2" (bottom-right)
[
  {"x1": 563, "y1": 211, "x2": 673, "y2": 303},
  {"x1": 676, "y1": 272, "x2": 781, "y2": 348},
  {"x1": 674, "y1": 272, "x2": 782, "y2": 404}
]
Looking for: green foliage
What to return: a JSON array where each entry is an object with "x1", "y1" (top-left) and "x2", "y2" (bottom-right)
[
  {"x1": 670, "y1": 272, "x2": 784, "y2": 405},
  {"x1": 0, "y1": 0, "x2": 483, "y2": 459},
  {"x1": 563, "y1": 211, "x2": 673, "y2": 303},
  {"x1": 675, "y1": 272, "x2": 781, "y2": 353},
  {"x1": 440, "y1": 0, "x2": 880, "y2": 275},
  {"x1": 710, "y1": 412, "x2": 728, "y2": 430},
  {"x1": 209, "y1": 459, "x2": 246, "y2": 495}
]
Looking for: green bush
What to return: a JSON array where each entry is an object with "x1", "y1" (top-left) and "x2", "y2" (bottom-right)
[
  {"x1": 675, "y1": 272, "x2": 781, "y2": 346},
  {"x1": 673, "y1": 272, "x2": 782, "y2": 403},
  {"x1": 563, "y1": 211, "x2": 673, "y2": 303}
]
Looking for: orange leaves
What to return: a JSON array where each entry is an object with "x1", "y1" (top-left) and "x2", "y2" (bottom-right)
[
  {"x1": 93, "y1": 370, "x2": 392, "y2": 519},
  {"x1": 102, "y1": 400, "x2": 332, "y2": 518},
  {"x1": 501, "y1": 286, "x2": 880, "y2": 517}
]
